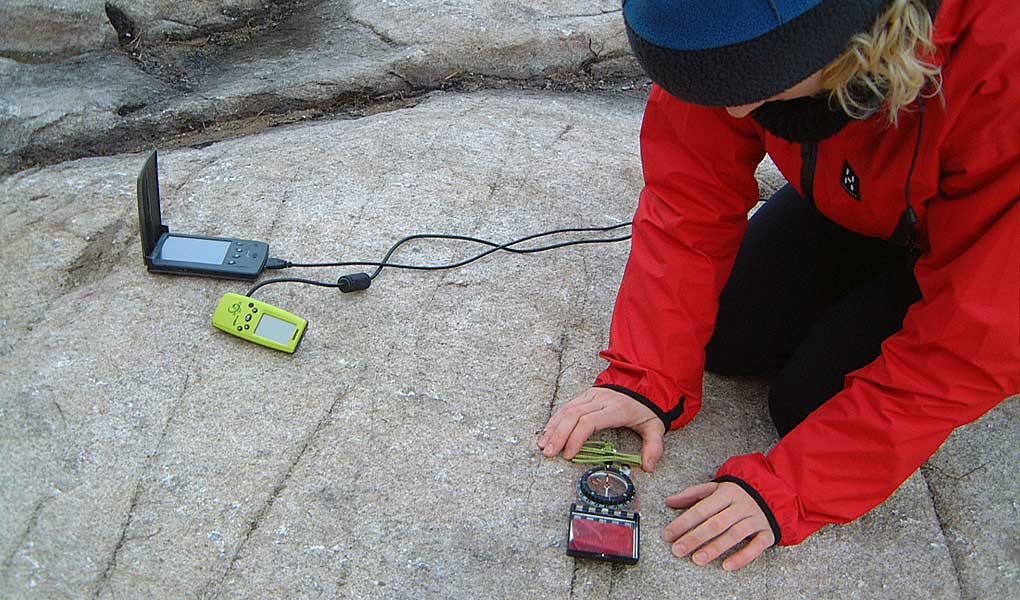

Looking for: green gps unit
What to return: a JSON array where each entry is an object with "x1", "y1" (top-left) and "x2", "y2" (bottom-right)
[{"x1": 212, "y1": 293, "x2": 307, "y2": 353}]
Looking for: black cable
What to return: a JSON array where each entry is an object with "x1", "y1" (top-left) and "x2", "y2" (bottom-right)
[
  {"x1": 899, "y1": 97, "x2": 926, "y2": 254},
  {"x1": 904, "y1": 97, "x2": 926, "y2": 227},
  {"x1": 368, "y1": 228, "x2": 625, "y2": 280},
  {"x1": 246, "y1": 277, "x2": 344, "y2": 296},
  {"x1": 246, "y1": 222, "x2": 632, "y2": 297},
  {"x1": 280, "y1": 223, "x2": 633, "y2": 274}
]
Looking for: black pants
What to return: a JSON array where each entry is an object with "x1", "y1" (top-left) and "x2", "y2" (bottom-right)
[{"x1": 704, "y1": 185, "x2": 922, "y2": 436}]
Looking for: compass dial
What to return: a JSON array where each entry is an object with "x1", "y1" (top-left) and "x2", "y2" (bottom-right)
[{"x1": 578, "y1": 466, "x2": 635, "y2": 506}]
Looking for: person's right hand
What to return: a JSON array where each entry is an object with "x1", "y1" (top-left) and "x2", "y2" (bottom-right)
[{"x1": 538, "y1": 387, "x2": 666, "y2": 471}]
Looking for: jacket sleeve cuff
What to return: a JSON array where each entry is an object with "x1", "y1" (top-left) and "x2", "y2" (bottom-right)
[
  {"x1": 716, "y1": 452, "x2": 813, "y2": 546},
  {"x1": 593, "y1": 365, "x2": 701, "y2": 430},
  {"x1": 713, "y1": 475, "x2": 782, "y2": 546},
  {"x1": 594, "y1": 384, "x2": 686, "y2": 432}
]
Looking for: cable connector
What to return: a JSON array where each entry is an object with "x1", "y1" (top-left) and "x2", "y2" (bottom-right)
[
  {"x1": 266, "y1": 257, "x2": 291, "y2": 270},
  {"x1": 338, "y1": 273, "x2": 371, "y2": 292}
]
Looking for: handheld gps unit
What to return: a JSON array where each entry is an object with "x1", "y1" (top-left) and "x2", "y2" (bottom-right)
[
  {"x1": 136, "y1": 150, "x2": 269, "y2": 280},
  {"x1": 212, "y1": 292, "x2": 307, "y2": 353}
]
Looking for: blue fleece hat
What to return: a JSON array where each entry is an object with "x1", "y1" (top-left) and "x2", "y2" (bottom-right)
[{"x1": 623, "y1": 0, "x2": 888, "y2": 106}]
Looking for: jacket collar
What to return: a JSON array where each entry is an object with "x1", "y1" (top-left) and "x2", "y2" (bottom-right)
[{"x1": 751, "y1": 0, "x2": 944, "y2": 143}]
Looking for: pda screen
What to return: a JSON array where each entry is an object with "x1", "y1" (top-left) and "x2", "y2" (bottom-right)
[{"x1": 160, "y1": 236, "x2": 230, "y2": 265}]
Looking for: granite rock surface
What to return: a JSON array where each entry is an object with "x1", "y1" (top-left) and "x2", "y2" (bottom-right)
[{"x1": 1, "y1": 2, "x2": 1017, "y2": 598}]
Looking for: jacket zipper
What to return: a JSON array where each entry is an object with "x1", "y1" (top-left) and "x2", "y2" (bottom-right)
[{"x1": 800, "y1": 142, "x2": 818, "y2": 202}]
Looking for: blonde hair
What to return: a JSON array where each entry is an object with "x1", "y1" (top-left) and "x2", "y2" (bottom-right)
[{"x1": 821, "y1": 0, "x2": 942, "y2": 125}]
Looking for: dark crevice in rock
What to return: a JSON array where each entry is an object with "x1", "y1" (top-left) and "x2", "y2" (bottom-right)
[
  {"x1": 2, "y1": 74, "x2": 649, "y2": 178},
  {"x1": 578, "y1": 37, "x2": 630, "y2": 74},
  {"x1": 551, "y1": 9, "x2": 623, "y2": 20},
  {"x1": 116, "y1": 103, "x2": 147, "y2": 117},
  {"x1": 104, "y1": 2, "x2": 139, "y2": 47},
  {"x1": 63, "y1": 215, "x2": 133, "y2": 293},
  {"x1": 91, "y1": 466, "x2": 142, "y2": 599},
  {"x1": 199, "y1": 384, "x2": 353, "y2": 599},
  {"x1": 607, "y1": 563, "x2": 621, "y2": 598},
  {"x1": 920, "y1": 466, "x2": 968, "y2": 599},
  {"x1": 89, "y1": 373, "x2": 190, "y2": 600},
  {"x1": 155, "y1": 18, "x2": 200, "y2": 35},
  {"x1": 109, "y1": 1, "x2": 309, "y2": 92},
  {"x1": 347, "y1": 16, "x2": 403, "y2": 47},
  {"x1": 567, "y1": 561, "x2": 580, "y2": 599},
  {"x1": 553, "y1": 123, "x2": 574, "y2": 144},
  {"x1": 387, "y1": 70, "x2": 415, "y2": 89},
  {"x1": 547, "y1": 332, "x2": 568, "y2": 425},
  {"x1": 2, "y1": 495, "x2": 55, "y2": 586}
]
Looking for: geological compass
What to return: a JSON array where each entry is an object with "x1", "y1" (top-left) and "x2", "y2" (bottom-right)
[
  {"x1": 565, "y1": 442, "x2": 641, "y2": 564},
  {"x1": 578, "y1": 465, "x2": 636, "y2": 507}
]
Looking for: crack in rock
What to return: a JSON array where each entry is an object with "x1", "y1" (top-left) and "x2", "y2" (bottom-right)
[
  {"x1": 347, "y1": 16, "x2": 403, "y2": 47},
  {"x1": 551, "y1": 9, "x2": 623, "y2": 20},
  {"x1": 567, "y1": 561, "x2": 579, "y2": 598},
  {"x1": 2, "y1": 495, "x2": 55, "y2": 587},
  {"x1": 89, "y1": 373, "x2": 189, "y2": 600},
  {"x1": 199, "y1": 384, "x2": 353, "y2": 599},
  {"x1": 920, "y1": 466, "x2": 967, "y2": 600},
  {"x1": 90, "y1": 480, "x2": 142, "y2": 600},
  {"x1": 546, "y1": 332, "x2": 568, "y2": 424}
]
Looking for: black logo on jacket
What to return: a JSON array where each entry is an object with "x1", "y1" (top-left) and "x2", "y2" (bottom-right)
[{"x1": 841, "y1": 160, "x2": 861, "y2": 201}]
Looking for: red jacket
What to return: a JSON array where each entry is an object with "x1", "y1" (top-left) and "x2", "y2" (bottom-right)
[{"x1": 594, "y1": 0, "x2": 1020, "y2": 545}]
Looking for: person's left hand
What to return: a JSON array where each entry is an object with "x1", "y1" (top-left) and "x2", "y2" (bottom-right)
[{"x1": 662, "y1": 481, "x2": 775, "y2": 571}]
